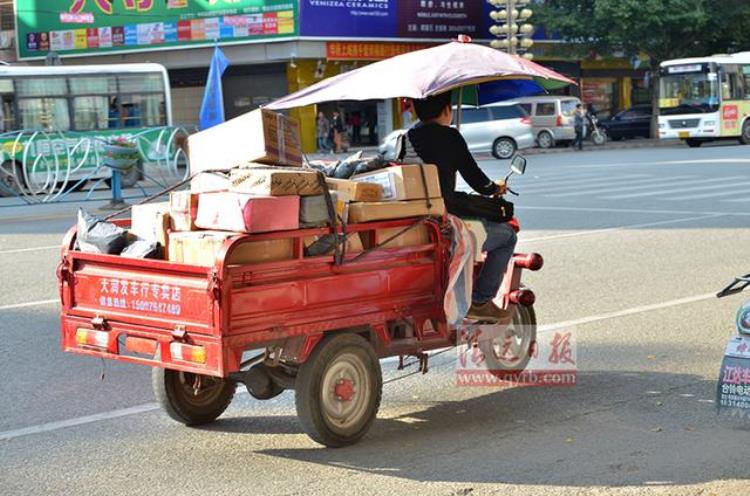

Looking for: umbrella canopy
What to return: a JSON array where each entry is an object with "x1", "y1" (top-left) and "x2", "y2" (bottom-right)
[{"x1": 266, "y1": 41, "x2": 575, "y2": 110}]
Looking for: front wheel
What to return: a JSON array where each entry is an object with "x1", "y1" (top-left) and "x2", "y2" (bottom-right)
[
  {"x1": 295, "y1": 333, "x2": 382, "y2": 447},
  {"x1": 537, "y1": 131, "x2": 555, "y2": 149},
  {"x1": 592, "y1": 130, "x2": 607, "y2": 146},
  {"x1": 740, "y1": 120, "x2": 750, "y2": 145},
  {"x1": 477, "y1": 304, "x2": 537, "y2": 374},
  {"x1": 492, "y1": 137, "x2": 517, "y2": 159},
  {"x1": 152, "y1": 368, "x2": 236, "y2": 426}
]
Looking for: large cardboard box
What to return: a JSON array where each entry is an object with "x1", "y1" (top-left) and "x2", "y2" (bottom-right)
[
  {"x1": 195, "y1": 192, "x2": 299, "y2": 233},
  {"x1": 169, "y1": 231, "x2": 294, "y2": 267},
  {"x1": 372, "y1": 224, "x2": 431, "y2": 249},
  {"x1": 187, "y1": 108, "x2": 303, "y2": 175},
  {"x1": 190, "y1": 171, "x2": 231, "y2": 193},
  {"x1": 325, "y1": 178, "x2": 383, "y2": 202},
  {"x1": 347, "y1": 198, "x2": 446, "y2": 223},
  {"x1": 169, "y1": 191, "x2": 199, "y2": 232},
  {"x1": 130, "y1": 202, "x2": 170, "y2": 251},
  {"x1": 351, "y1": 164, "x2": 441, "y2": 201},
  {"x1": 230, "y1": 168, "x2": 323, "y2": 196},
  {"x1": 303, "y1": 233, "x2": 364, "y2": 256}
]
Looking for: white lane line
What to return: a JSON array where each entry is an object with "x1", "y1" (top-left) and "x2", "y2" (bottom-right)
[
  {"x1": 604, "y1": 179, "x2": 750, "y2": 200},
  {"x1": 539, "y1": 292, "x2": 717, "y2": 332},
  {"x1": 0, "y1": 403, "x2": 160, "y2": 442},
  {"x1": 520, "y1": 213, "x2": 723, "y2": 244},
  {"x1": 519, "y1": 174, "x2": 658, "y2": 193},
  {"x1": 664, "y1": 187, "x2": 750, "y2": 201},
  {"x1": 0, "y1": 289, "x2": 723, "y2": 442},
  {"x1": 0, "y1": 299, "x2": 58, "y2": 311},
  {"x1": 549, "y1": 175, "x2": 746, "y2": 199},
  {"x1": 517, "y1": 173, "x2": 652, "y2": 190},
  {"x1": 528, "y1": 175, "x2": 695, "y2": 196},
  {"x1": 722, "y1": 197, "x2": 750, "y2": 203},
  {"x1": 0, "y1": 245, "x2": 59, "y2": 255},
  {"x1": 574, "y1": 158, "x2": 750, "y2": 169},
  {"x1": 518, "y1": 205, "x2": 750, "y2": 217}
]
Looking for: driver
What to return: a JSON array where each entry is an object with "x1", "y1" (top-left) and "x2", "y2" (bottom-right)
[{"x1": 407, "y1": 92, "x2": 517, "y2": 323}]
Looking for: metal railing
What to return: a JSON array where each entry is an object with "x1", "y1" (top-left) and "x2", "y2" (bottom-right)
[{"x1": 0, "y1": 126, "x2": 192, "y2": 204}]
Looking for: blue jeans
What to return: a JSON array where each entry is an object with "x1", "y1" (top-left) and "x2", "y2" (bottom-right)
[
  {"x1": 472, "y1": 220, "x2": 518, "y2": 304},
  {"x1": 317, "y1": 136, "x2": 330, "y2": 152}
]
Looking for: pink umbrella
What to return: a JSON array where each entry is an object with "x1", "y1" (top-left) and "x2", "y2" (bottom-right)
[{"x1": 266, "y1": 40, "x2": 575, "y2": 110}]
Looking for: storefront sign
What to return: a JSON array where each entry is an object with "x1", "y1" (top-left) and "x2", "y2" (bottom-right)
[
  {"x1": 326, "y1": 41, "x2": 433, "y2": 61},
  {"x1": 300, "y1": 0, "x2": 493, "y2": 40},
  {"x1": 15, "y1": 0, "x2": 298, "y2": 60}
]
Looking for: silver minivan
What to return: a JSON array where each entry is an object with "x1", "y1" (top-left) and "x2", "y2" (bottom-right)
[
  {"x1": 455, "y1": 103, "x2": 535, "y2": 159},
  {"x1": 507, "y1": 96, "x2": 581, "y2": 148}
]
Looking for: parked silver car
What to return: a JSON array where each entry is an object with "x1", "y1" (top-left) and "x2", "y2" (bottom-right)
[
  {"x1": 506, "y1": 96, "x2": 581, "y2": 148},
  {"x1": 455, "y1": 103, "x2": 535, "y2": 159}
]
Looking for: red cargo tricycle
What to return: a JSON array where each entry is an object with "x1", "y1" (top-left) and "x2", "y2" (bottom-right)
[{"x1": 58, "y1": 158, "x2": 542, "y2": 447}]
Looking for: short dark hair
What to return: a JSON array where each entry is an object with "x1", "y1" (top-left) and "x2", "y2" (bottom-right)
[{"x1": 413, "y1": 91, "x2": 452, "y2": 121}]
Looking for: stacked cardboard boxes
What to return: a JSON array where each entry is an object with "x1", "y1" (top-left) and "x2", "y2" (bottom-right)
[{"x1": 127, "y1": 109, "x2": 445, "y2": 268}]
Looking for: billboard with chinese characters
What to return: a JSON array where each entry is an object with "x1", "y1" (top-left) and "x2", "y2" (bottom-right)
[
  {"x1": 299, "y1": 0, "x2": 494, "y2": 41},
  {"x1": 15, "y1": 0, "x2": 298, "y2": 60}
]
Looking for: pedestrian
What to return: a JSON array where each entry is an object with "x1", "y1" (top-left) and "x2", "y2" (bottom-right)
[
  {"x1": 574, "y1": 103, "x2": 586, "y2": 150},
  {"x1": 350, "y1": 112, "x2": 362, "y2": 144},
  {"x1": 316, "y1": 111, "x2": 331, "y2": 153},
  {"x1": 332, "y1": 110, "x2": 345, "y2": 153}
]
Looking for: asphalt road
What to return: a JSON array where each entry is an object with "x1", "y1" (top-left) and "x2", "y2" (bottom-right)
[{"x1": 1, "y1": 142, "x2": 750, "y2": 495}]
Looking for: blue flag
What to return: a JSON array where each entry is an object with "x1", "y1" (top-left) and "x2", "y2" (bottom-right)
[{"x1": 199, "y1": 46, "x2": 230, "y2": 131}]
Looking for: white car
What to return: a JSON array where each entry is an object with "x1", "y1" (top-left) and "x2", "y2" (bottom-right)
[{"x1": 456, "y1": 103, "x2": 535, "y2": 159}]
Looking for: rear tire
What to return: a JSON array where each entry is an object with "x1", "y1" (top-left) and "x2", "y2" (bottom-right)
[
  {"x1": 492, "y1": 137, "x2": 517, "y2": 159},
  {"x1": 295, "y1": 333, "x2": 382, "y2": 447},
  {"x1": 740, "y1": 120, "x2": 750, "y2": 145},
  {"x1": 537, "y1": 131, "x2": 554, "y2": 149},
  {"x1": 686, "y1": 139, "x2": 703, "y2": 148},
  {"x1": 0, "y1": 160, "x2": 23, "y2": 197},
  {"x1": 152, "y1": 368, "x2": 235, "y2": 426}
]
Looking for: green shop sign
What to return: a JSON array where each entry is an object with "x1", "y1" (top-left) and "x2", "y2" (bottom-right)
[{"x1": 15, "y1": 0, "x2": 298, "y2": 60}]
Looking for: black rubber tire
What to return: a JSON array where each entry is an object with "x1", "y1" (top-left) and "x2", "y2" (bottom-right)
[
  {"x1": 537, "y1": 131, "x2": 554, "y2": 149},
  {"x1": 686, "y1": 139, "x2": 703, "y2": 148},
  {"x1": 740, "y1": 120, "x2": 750, "y2": 145},
  {"x1": 492, "y1": 137, "x2": 517, "y2": 159},
  {"x1": 478, "y1": 304, "x2": 537, "y2": 375},
  {"x1": 152, "y1": 368, "x2": 236, "y2": 426},
  {"x1": 0, "y1": 160, "x2": 23, "y2": 198},
  {"x1": 295, "y1": 333, "x2": 382, "y2": 448}
]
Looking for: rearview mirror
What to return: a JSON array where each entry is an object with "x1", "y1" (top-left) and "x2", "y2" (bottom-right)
[{"x1": 510, "y1": 155, "x2": 527, "y2": 176}]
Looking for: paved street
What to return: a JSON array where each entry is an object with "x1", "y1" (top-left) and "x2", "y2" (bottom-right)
[{"x1": 1, "y1": 142, "x2": 749, "y2": 495}]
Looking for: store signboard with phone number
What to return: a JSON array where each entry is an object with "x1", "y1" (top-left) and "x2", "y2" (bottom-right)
[{"x1": 15, "y1": 0, "x2": 298, "y2": 60}]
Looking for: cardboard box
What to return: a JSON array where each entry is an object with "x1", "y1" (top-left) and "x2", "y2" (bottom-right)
[
  {"x1": 325, "y1": 178, "x2": 384, "y2": 202},
  {"x1": 130, "y1": 202, "x2": 170, "y2": 252},
  {"x1": 347, "y1": 198, "x2": 446, "y2": 223},
  {"x1": 372, "y1": 225, "x2": 431, "y2": 249},
  {"x1": 303, "y1": 233, "x2": 364, "y2": 256},
  {"x1": 169, "y1": 231, "x2": 294, "y2": 267},
  {"x1": 169, "y1": 191, "x2": 199, "y2": 232},
  {"x1": 187, "y1": 108, "x2": 302, "y2": 175},
  {"x1": 230, "y1": 168, "x2": 323, "y2": 196},
  {"x1": 190, "y1": 171, "x2": 231, "y2": 193},
  {"x1": 195, "y1": 192, "x2": 299, "y2": 233},
  {"x1": 351, "y1": 164, "x2": 441, "y2": 201}
]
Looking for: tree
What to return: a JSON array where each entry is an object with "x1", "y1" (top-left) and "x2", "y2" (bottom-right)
[{"x1": 536, "y1": 0, "x2": 713, "y2": 136}]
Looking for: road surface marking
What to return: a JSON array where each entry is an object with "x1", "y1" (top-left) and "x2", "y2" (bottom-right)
[
  {"x1": 722, "y1": 197, "x2": 750, "y2": 203},
  {"x1": 0, "y1": 299, "x2": 58, "y2": 311},
  {"x1": 552, "y1": 176, "x2": 747, "y2": 199},
  {"x1": 0, "y1": 245, "x2": 59, "y2": 255},
  {"x1": 0, "y1": 403, "x2": 160, "y2": 442},
  {"x1": 520, "y1": 213, "x2": 723, "y2": 244},
  {"x1": 574, "y1": 158, "x2": 750, "y2": 168},
  {"x1": 0, "y1": 290, "x2": 725, "y2": 442},
  {"x1": 664, "y1": 187, "x2": 750, "y2": 201},
  {"x1": 605, "y1": 179, "x2": 750, "y2": 200},
  {"x1": 534, "y1": 175, "x2": 697, "y2": 196},
  {"x1": 518, "y1": 205, "x2": 750, "y2": 217},
  {"x1": 518, "y1": 173, "x2": 653, "y2": 191}
]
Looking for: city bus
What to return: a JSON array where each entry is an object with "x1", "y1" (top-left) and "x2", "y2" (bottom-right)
[
  {"x1": 0, "y1": 63, "x2": 173, "y2": 197},
  {"x1": 658, "y1": 52, "x2": 750, "y2": 147}
]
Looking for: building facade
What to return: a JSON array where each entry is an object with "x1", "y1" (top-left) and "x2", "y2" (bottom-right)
[{"x1": 8, "y1": 0, "x2": 648, "y2": 152}]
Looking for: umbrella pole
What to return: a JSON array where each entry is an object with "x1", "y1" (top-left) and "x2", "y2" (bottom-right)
[{"x1": 456, "y1": 87, "x2": 463, "y2": 131}]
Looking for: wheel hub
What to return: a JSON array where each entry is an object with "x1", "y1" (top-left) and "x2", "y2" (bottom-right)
[{"x1": 334, "y1": 378, "x2": 355, "y2": 402}]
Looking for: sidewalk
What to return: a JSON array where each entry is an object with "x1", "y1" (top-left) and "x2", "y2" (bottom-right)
[{"x1": 307, "y1": 138, "x2": 682, "y2": 161}]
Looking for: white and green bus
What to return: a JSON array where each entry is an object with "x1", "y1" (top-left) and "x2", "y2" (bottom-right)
[
  {"x1": 658, "y1": 52, "x2": 750, "y2": 147},
  {"x1": 0, "y1": 63, "x2": 174, "y2": 197}
]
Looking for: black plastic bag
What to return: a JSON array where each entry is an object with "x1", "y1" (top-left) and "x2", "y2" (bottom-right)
[
  {"x1": 76, "y1": 208, "x2": 129, "y2": 255},
  {"x1": 121, "y1": 237, "x2": 162, "y2": 259}
]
